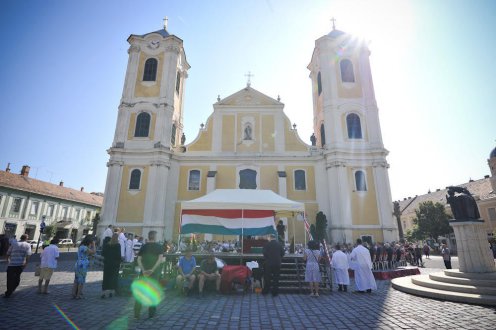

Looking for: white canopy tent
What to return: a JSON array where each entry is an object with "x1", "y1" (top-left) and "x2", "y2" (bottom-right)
[
  {"x1": 181, "y1": 189, "x2": 305, "y2": 211},
  {"x1": 180, "y1": 189, "x2": 305, "y2": 244}
]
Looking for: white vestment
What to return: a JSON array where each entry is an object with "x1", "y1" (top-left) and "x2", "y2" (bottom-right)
[
  {"x1": 350, "y1": 245, "x2": 377, "y2": 291},
  {"x1": 102, "y1": 227, "x2": 113, "y2": 240},
  {"x1": 331, "y1": 250, "x2": 350, "y2": 285},
  {"x1": 118, "y1": 233, "x2": 126, "y2": 258},
  {"x1": 124, "y1": 239, "x2": 134, "y2": 262}
]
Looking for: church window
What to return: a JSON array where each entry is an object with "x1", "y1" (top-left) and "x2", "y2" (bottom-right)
[
  {"x1": 317, "y1": 72, "x2": 322, "y2": 95},
  {"x1": 294, "y1": 170, "x2": 306, "y2": 191},
  {"x1": 134, "y1": 112, "x2": 151, "y2": 137},
  {"x1": 346, "y1": 113, "x2": 362, "y2": 139},
  {"x1": 239, "y1": 169, "x2": 257, "y2": 189},
  {"x1": 143, "y1": 58, "x2": 158, "y2": 81},
  {"x1": 171, "y1": 124, "x2": 177, "y2": 146},
  {"x1": 129, "y1": 169, "x2": 142, "y2": 190},
  {"x1": 243, "y1": 124, "x2": 253, "y2": 140},
  {"x1": 355, "y1": 170, "x2": 367, "y2": 191},
  {"x1": 320, "y1": 123, "x2": 326, "y2": 147},
  {"x1": 340, "y1": 59, "x2": 355, "y2": 83},
  {"x1": 176, "y1": 71, "x2": 181, "y2": 94},
  {"x1": 188, "y1": 170, "x2": 201, "y2": 191}
]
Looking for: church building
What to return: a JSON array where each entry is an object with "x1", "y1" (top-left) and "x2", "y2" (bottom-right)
[{"x1": 99, "y1": 23, "x2": 398, "y2": 244}]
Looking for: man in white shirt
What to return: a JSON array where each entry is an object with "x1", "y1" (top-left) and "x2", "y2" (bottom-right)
[
  {"x1": 4, "y1": 234, "x2": 31, "y2": 298},
  {"x1": 350, "y1": 238, "x2": 377, "y2": 293},
  {"x1": 331, "y1": 244, "x2": 350, "y2": 292},
  {"x1": 102, "y1": 225, "x2": 113, "y2": 241},
  {"x1": 38, "y1": 238, "x2": 60, "y2": 294}
]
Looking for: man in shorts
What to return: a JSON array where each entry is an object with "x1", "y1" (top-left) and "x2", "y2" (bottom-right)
[
  {"x1": 198, "y1": 254, "x2": 220, "y2": 297},
  {"x1": 38, "y1": 238, "x2": 60, "y2": 294}
]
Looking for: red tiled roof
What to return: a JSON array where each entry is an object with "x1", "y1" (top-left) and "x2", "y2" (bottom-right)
[
  {"x1": 397, "y1": 178, "x2": 495, "y2": 217},
  {"x1": 0, "y1": 170, "x2": 103, "y2": 207}
]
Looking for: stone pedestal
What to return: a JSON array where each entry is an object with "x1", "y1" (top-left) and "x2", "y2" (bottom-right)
[{"x1": 449, "y1": 219, "x2": 496, "y2": 273}]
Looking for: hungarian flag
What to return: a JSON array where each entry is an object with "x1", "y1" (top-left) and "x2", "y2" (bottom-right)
[
  {"x1": 181, "y1": 209, "x2": 276, "y2": 236},
  {"x1": 304, "y1": 214, "x2": 314, "y2": 241}
]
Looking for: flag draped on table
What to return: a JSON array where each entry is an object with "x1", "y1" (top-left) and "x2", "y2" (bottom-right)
[{"x1": 180, "y1": 209, "x2": 276, "y2": 236}]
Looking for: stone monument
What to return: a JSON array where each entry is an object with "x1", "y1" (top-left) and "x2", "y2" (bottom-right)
[{"x1": 446, "y1": 186, "x2": 495, "y2": 273}]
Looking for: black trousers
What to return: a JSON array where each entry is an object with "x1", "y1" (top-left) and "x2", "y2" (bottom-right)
[
  {"x1": 5, "y1": 266, "x2": 24, "y2": 296},
  {"x1": 134, "y1": 274, "x2": 159, "y2": 318},
  {"x1": 444, "y1": 260, "x2": 452, "y2": 269},
  {"x1": 263, "y1": 263, "x2": 281, "y2": 295}
]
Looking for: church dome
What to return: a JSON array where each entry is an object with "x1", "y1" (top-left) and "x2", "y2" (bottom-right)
[
  {"x1": 139, "y1": 29, "x2": 170, "y2": 38},
  {"x1": 327, "y1": 29, "x2": 346, "y2": 38},
  {"x1": 490, "y1": 146, "x2": 496, "y2": 159}
]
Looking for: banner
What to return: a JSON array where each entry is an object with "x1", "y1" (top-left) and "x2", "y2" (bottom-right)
[{"x1": 181, "y1": 209, "x2": 276, "y2": 236}]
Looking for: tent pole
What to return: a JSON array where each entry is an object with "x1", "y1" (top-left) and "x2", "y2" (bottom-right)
[
  {"x1": 303, "y1": 212, "x2": 306, "y2": 251},
  {"x1": 241, "y1": 208, "x2": 244, "y2": 265},
  {"x1": 292, "y1": 212, "x2": 295, "y2": 254}
]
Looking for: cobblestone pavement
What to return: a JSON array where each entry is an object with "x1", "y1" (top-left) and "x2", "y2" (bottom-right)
[{"x1": 0, "y1": 258, "x2": 495, "y2": 330}]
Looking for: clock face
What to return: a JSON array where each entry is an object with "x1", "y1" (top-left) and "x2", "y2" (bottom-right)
[{"x1": 148, "y1": 40, "x2": 160, "y2": 49}]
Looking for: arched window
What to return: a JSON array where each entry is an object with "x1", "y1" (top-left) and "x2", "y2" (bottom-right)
[
  {"x1": 340, "y1": 59, "x2": 355, "y2": 83},
  {"x1": 317, "y1": 72, "x2": 322, "y2": 95},
  {"x1": 346, "y1": 113, "x2": 362, "y2": 139},
  {"x1": 294, "y1": 170, "x2": 306, "y2": 191},
  {"x1": 320, "y1": 123, "x2": 326, "y2": 147},
  {"x1": 355, "y1": 170, "x2": 367, "y2": 192},
  {"x1": 171, "y1": 124, "x2": 176, "y2": 146},
  {"x1": 188, "y1": 170, "x2": 200, "y2": 191},
  {"x1": 175, "y1": 71, "x2": 181, "y2": 94},
  {"x1": 143, "y1": 58, "x2": 158, "y2": 81},
  {"x1": 129, "y1": 169, "x2": 142, "y2": 190},
  {"x1": 239, "y1": 169, "x2": 257, "y2": 189},
  {"x1": 134, "y1": 112, "x2": 151, "y2": 137}
]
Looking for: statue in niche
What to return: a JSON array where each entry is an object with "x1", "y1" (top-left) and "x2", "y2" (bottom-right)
[
  {"x1": 181, "y1": 133, "x2": 186, "y2": 145},
  {"x1": 244, "y1": 125, "x2": 252, "y2": 140},
  {"x1": 446, "y1": 186, "x2": 481, "y2": 220},
  {"x1": 310, "y1": 133, "x2": 316, "y2": 146}
]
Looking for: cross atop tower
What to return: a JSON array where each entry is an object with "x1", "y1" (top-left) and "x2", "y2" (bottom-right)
[
  {"x1": 330, "y1": 17, "x2": 336, "y2": 31},
  {"x1": 163, "y1": 16, "x2": 168, "y2": 31},
  {"x1": 245, "y1": 71, "x2": 254, "y2": 87}
]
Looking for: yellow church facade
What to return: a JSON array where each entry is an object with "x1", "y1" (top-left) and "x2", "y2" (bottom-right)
[{"x1": 99, "y1": 25, "x2": 398, "y2": 245}]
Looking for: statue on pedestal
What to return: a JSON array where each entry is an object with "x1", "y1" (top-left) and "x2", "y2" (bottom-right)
[
  {"x1": 310, "y1": 133, "x2": 316, "y2": 146},
  {"x1": 446, "y1": 186, "x2": 481, "y2": 220}
]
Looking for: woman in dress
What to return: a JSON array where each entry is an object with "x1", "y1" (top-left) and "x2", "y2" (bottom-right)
[
  {"x1": 303, "y1": 240, "x2": 322, "y2": 297},
  {"x1": 72, "y1": 235, "x2": 96, "y2": 299},
  {"x1": 101, "y1": 233, "x2": 121, "y2": 298}
]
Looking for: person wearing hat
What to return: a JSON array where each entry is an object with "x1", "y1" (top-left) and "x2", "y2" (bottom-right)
[{"x1": 262, "y1": 234, "x2": 285, "y2": 297}]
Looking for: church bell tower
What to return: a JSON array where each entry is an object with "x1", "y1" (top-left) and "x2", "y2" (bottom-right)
[
  {"x1": 99, "y1": 21, "x2": 190, "y2": 239},
  {"x1": 307, "y1": 22, "x2": 398, "y2": 243}
]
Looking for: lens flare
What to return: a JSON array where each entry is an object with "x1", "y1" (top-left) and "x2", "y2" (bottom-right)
[
  {"x1": 54, "y1": 304, "x2": 80, "y2": 330},
  {"x1": 131, "y1": 277, "x2": 164, "y2": 306}
]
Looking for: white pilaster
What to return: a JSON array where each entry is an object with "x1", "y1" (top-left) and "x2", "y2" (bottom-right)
[{"x1": 100, "y1": 160, "x2": 123, "y2": 229}]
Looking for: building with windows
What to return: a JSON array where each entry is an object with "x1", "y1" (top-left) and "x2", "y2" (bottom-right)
[
  {"x1": 397, "y1": 146, "x2": 496, "y2": 241},
  {"x1": 99, "y1": 25, "x2": 398, "y2": 244},
  {"x1": 0, "y1": 165, "x2": 103, "y2": 242}
]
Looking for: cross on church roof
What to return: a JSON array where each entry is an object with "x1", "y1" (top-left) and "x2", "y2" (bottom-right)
[
  {"x1": 330, "y1": 17, "x2": 336, "y2": 30},
  {"x1": 245, "y1": 71, "x2": 254, "y2": 87},
  {"x1": 163, "y1": 16, "x2": 168, "y2": 31}
]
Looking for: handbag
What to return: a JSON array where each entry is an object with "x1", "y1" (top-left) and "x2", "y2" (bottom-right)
[{"x1": 35, "y1": 265, "x2": 41, "y2": 277}]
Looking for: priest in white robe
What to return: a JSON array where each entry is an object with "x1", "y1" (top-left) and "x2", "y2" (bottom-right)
[
  {"x1": 118, "y1": 228, "x2": 126, "y2": 260},
  {"x1": 124, "y1": 234, "x2": 135, "y2": 263},
  {"x1": 331, "y1": 244, "x2": 350, "y2": 292},
  {"x1": 350, "y1": 238, "x2": 377, "y2": 293}
]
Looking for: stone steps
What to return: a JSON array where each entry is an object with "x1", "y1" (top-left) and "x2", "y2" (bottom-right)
[
  {"x1": 412, "y1": 275, "x2": 496, "y2": 295},
  {"x1": 392, "y1": 270, "x2": 496, "y2": 306},
  {"x1": 429, "y1": 273, "x2": 496, "y2": 287}
]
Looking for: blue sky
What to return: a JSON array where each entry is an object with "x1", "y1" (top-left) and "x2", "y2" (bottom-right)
[{"x1": 0, "y1": 0, "x2": 495, "y2": 201}]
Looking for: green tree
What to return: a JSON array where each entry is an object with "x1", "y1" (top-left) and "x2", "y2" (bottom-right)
[
  {"x1": 91, "y1": 213, "x2": 100, "y2": 235},
  {"x1": 43, "y1": 225, "x2": 56, "y2": 240},
  {"x1": 315, "y1": 211, "x2": 328, "y2": 242},
  {"x1": 412, "y1": 201, "x2": 452, "y2": 240}
]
